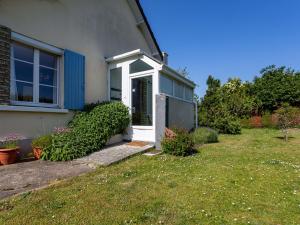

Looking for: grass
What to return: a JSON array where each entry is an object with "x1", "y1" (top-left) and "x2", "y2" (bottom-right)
[{"x1": 0, "y1": 129, "x2": 299, "y2": 225}]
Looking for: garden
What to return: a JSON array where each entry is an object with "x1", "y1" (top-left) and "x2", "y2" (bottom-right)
[{"x1": 0, "y1": 128, "x2": 299, "y2": 225}]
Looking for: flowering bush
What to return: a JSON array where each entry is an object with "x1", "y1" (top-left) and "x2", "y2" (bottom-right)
[
  {"x1": 161, "y1": 128, "x2": 194, "y2": 156},
  {"x1": 0, "y1": 134, "x2": 25, "y2": 149}
]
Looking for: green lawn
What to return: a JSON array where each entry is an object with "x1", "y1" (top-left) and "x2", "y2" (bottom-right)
[{"x1": 1, "y1": 129, "x2": 299, "y2": 225}]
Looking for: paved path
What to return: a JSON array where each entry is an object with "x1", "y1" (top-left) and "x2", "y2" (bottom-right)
[
  {"x1": 76, "y1": 142, "x2": 154, "y2": 167},
  {"x1": 0, "y1": 142, "x2": 153, "y2": 200}
]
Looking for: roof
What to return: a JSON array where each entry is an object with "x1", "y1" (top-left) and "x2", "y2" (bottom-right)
[
  {"x1": 106, "y1": 49, "x2": 196, "y2": 88},
  {"x1": 135, "y1": 0, "x2": 163, "y2": 60},
  {"x1": 127, "y1": 0, "x2": 163, "y2": 61}
]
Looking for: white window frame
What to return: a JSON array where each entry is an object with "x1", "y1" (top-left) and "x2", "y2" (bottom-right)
[{"x1": 10, "y1": 33, "x2": 63, "y2": 108}]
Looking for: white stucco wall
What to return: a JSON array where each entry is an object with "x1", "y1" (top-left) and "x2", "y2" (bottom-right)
[{"x1": 0, "y1": 0, "x2": 155, "y2": 138}]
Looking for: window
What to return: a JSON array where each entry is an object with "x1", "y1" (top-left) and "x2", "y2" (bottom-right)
[
  {"x1": 131, "y1": 76, "x2": 153, "y2": 126},
  {"x1": 110, "y1": 67, "x2": 122, "y2": 101},
  {"x1": 129, "y1": 59, "x2": 153, "y2": 74},
  {"x1": 174, "y1": 81, "x2": 184, "y2": 99},
  {"x1": 11, "y1": 42, "x2": 59, "y2": 106},
  {"x1": 185, "y1": 87, "x2": 194, "y2": 101},
  {"x1": 160, "y1": 74, "x2": 173, "y2": 95}
]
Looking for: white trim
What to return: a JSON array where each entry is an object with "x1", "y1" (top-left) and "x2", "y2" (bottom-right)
[
  {"x1": 0, "y1": 105, "x2": 69, "y2": 113},
  {"x1": 106, "y1": 49, "x2": 142, "y2": 63},
  {"x1": 11, "y1": 32, "x2": 63, "y2": 55},
  {"x1": 131, "y1": 126, "x2": 153, "y2": 130},
  {"x1": 106, "y1": 49, "x2": 196, "y2": 88},
  {"x1": 161, "y1": 93, "x2": 194, "y2": 104},
  {"x1": 10, "y1": 41, "x2": 60, "y2": 107}
]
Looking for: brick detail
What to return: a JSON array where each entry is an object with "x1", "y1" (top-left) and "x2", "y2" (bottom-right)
[{"x1": 0, "y1": 25, "x2": 11, "y2": 104}]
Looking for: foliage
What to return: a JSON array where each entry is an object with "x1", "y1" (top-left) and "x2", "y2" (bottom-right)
[
  {"x1": 2, "y1": 129, "x2": 300, "y2": 225},
  {"x1": 275, "y1": 104, "x2": 299, "y2": 141},
  {"x1": 42, "y1": 102, "x2": 130, "y2": 161},
  {"x1": 212, "y1": 115, "x2": 241, "y2": 134},
  {"x1": 83, "y1": 101, "x2": 110, "y2": 113},
  {"x1": 0, "y1": 134, "x2": 25, "y2": 149},
  {"x1": 198, "y1": 76, "x2": 256, "y2": 134},
  {"x1": 252, "y1": 65, "x2": 300, "y2": 111},
  {"x1": 161, "y1": 129, "x2": 194, "y2": 156},
  {"x1": 31, "y1": 135, "x2": 52, "y2": 149},
  {"x1": 192, "y1": 127, "x2": 218, "y2": 145},
  {"x1": 198, "y1": 65, "x2": 300, "y2": 133}
]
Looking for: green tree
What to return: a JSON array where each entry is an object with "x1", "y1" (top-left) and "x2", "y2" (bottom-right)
[{"x1": 253, "y1": 65, "x2": 300, "y2": 112}]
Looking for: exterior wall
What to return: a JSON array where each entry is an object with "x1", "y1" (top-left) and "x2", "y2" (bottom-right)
[
  {"x1": 0, "y1": 0, "x2": 152, "y2": 104},
  {"x1": 0, "y1": 0, "x2": 153, "y2": 139},
  {"x1": 0, "y1": 111, "x2": 73, "y2": 138},
  {"x1": 167, "y1": 96, "x2": 195, "y2": 131}
]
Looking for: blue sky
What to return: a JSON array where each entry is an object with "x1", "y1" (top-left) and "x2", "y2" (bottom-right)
[{"x1": 140, "y1": 0, "x2": 300, "y2": 97}]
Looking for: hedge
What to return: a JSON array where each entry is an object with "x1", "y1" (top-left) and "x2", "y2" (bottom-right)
[{"x1": 42, "y1": 102, "x2": 130, "y2": 161}]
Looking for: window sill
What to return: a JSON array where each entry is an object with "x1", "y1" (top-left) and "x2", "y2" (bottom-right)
[{"x1": 0, "y1": 105, "x2": 69, "y2": 114}]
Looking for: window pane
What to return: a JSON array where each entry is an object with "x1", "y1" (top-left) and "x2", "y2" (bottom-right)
[
  {"x1": 39, "y1": 85, "x2": 57, "y2": 104},
  {"x1": 131, "y1": 76, "x2": 153, "y2": 126},
  {"x1": 13, "y1": 43, "x2": 34, "y2": 63},
  {"x1": 40, "y1": 51, "x2": 56, "y2": 68},
  {"x1": 110, "y1": 67, "x2": 122, "y2": 101},
  {"x1": 40, "y1": 67, "x2": 57, "y2": 86},
  {"x1": 174, "y1": 81, "x2": 184, "y2": 99},
  {"x1": 160, "y1": 74, "x2": 173, "y2": 95},
  {"x1": 15, "y1": 81, "x2": 33, "y2": 102},
  {"x1": 185, "y1": 87, "x2": 193, "y2": 101},
  {"x1": 14, "y1": 60, "x2": 34, "y2": 82},
  {"x1": 129, "y1": 59, "x2": 153, "y2": 74}
]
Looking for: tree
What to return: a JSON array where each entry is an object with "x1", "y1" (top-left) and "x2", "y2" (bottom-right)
[
  {"x1": 253, "y1": 65, "x2": 300, "y2": 112},
  {"x1": 177, "y1": 67, "x2": 190, "y2": 78},
  {"x1": 275, "y1": 104, "x2": 298, "y2": 141}
]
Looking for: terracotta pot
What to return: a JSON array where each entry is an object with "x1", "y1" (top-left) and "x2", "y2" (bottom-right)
[
  {"x1": 33, "y1": 147, "x2": 43, "y2": 160},
  {"x1": 0, "y1": 148, "x2": 19, "y2": 165}
]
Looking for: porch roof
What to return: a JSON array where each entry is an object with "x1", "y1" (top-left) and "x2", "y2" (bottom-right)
[{"x1": 105, "y1": 49, "x2": 196, "y2": 88}]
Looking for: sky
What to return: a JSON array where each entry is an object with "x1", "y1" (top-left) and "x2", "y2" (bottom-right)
[{"x1": 140, "y1": 0, "x2": 300, "y2": 97}]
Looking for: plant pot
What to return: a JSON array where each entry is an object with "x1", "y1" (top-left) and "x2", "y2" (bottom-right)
[
  {"x1": 0, "y1": 148, "x2": 19, "y2": 165},
  {"x1": 33, "y1": 147, "x2": 43, "y2": 160}
]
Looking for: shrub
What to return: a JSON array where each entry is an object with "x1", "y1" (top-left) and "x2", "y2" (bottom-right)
[
  {"x1": 212, "y1": 116, "x2": 241, "y2": 134},
  {"x1": 240, "y1": 117, "x2": 252, "y2": 129},
  {"x1": 161, "y1": 129, "x2": 194, "y2": 156},
  {"x1": 192, "y1": 127, "x2": 218, "y2": 145},
  {"x1": 83, "y1": 101, "x2": 110, "y2": 113},
  {"x1": 42, "y1": 102, "x2": 130, "y2": 161},
  {"x1": 31, "y1": 135, "x2": 52, "y2": 149}
]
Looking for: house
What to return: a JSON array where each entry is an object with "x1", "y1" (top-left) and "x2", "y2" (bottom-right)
[{"x1": 0, "y1": 0, "x2": 196, "y2": 152}]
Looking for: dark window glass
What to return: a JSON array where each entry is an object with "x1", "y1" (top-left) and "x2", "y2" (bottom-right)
[
  {"x1": 129, "y1": 59, "x2": 153, "y2": 74},
  {"x1": 39, "y1": 85, "x2": 56, "y2": 104},
  {"x1": 40, "y1": 51, "x2": 56, "y2": 68},
  {"x1": 131, "y1": 76, "x2": 153, "y2": 126},
  {"x1": 13, "y1": 43, "x2": 34, "y2": 63},
  {"x1": 110, "y1": 68, "x2": 122, "y2": 101},
  {"x1": 14, "y1": 61, "x2": 34, "y2": 82},
  {"x1": 15, "y1": 81, "x2": 33, "y2": 102},
  {"x1": 39, "y1": 67, "x2": 56, "y2": 86}
]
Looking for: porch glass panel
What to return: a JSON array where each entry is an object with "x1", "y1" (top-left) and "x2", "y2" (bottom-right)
[{"x1": 131, "y1": 76, "x2": 153, "y2": 126}]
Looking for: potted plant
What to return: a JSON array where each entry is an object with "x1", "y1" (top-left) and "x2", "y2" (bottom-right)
[
  {"x1": 0, "y1": 134, "x2": 25, "y2": 165},
  {"x1": 31, "y1": 135, "x2": 52, "y2": 160}
]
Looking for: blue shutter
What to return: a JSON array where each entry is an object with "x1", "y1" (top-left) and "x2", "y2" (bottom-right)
[{"x1": 64, "y1": 50, "x2": 85, "y2": 110}]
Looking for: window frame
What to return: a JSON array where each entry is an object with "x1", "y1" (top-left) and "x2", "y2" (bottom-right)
[
  {"x1": 10, "y1": 40, "x2": 61, "y2": 108},
  {"x1": 109, "y1": 67, "x2": 122, "y2": 101}
]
